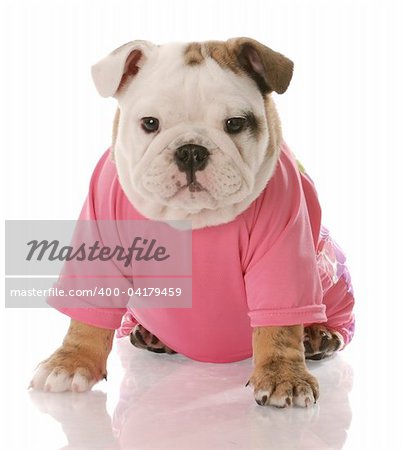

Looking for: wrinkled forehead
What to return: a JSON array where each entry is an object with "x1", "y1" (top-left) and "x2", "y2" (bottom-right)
[{"x1": 120, "y1": 42, "x2": 264, "y2": 114}]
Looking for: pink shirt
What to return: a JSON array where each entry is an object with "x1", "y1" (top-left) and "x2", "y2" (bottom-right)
[{"x1": 48, "y1": 143, "x2": 354, "y2": 362}]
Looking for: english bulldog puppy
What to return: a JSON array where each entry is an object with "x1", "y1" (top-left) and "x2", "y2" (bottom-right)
[{"x1": 30, "y1": 38, "x2": 355, "y2": 407}]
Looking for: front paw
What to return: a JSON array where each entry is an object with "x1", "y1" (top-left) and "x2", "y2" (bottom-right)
[
  {"x1": 30, "y1": 347, "x2": 106, "y2": 393},
  {"x1": 248, "y1": 362, "x2": 319, "y2": 408}
]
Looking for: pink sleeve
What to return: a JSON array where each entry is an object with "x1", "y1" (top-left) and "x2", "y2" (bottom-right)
[
  {"x1": 243, "y1": 153, "x2": 327, "y2": 328},
  {"x1": 47, "y1": 151, "x2": 130, "y2": 329}
]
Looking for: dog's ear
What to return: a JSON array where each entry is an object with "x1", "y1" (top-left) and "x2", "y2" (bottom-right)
[
  {"x1": 228, "y1": 37, "x2": 293, "y2": 95},
  {"x1": 91, "y1": 40, "x2": 155, "y2": 98}
]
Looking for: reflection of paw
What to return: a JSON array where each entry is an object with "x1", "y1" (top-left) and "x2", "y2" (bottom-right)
[
  {"x1": 30, "y1": 347, "x2": 106, "y2": 392},
  {"x1": 29, "y1": 390, "x2": 107, "y2": 420},
  {"x1": 130, "y1": 324, "x2": 176, "y2": 354},
  {"x1": 29, "y1": 391, "x2": 120, "y2": 449},
  {"x1": 248, "y1": 364, "x2": 319, "y2": 408},
  {"x1": 304, "y1": 325, "x2": 343, "y2": 360}
]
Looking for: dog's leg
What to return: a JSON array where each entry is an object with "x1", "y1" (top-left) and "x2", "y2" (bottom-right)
[
  {"x1": 304, "y1": 324, "x2": 344, "y2": 360},
  {"x1": 130, "y1": 324, "x2": 176, "y2": 354},
  {"x1": 248, "y1": 325, "x2": 319, "y2": 408},
  {"x1": 30, "y1": 319, "x2": 114, "y2": 392}
]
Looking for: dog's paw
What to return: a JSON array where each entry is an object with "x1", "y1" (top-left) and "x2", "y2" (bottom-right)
[
  {"x1": 30, "y1": 347, "x2": 106, "y2": 393},
  {"x1": 304, "y1": 324, "x2": 344, "y2": 360},
  {"x1": 130, "y1": 324, "x2": 176, "y2": 354},
  {"x1": 247, "y1": 363, "x2": 319, "y2": 408}
]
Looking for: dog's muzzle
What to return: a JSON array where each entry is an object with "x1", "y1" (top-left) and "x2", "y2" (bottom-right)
[{"x1": 174, "y1": 144, "x2": 209, "y2": 191}]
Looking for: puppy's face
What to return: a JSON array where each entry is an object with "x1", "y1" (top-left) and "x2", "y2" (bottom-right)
[{"x1": 92, "y1": 38, "x2": 293, "y2": 228}]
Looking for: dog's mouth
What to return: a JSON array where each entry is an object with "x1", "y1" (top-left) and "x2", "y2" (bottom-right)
[
  {"x1": 155, "y1": 176, "x2": 215, "y2": 213},
  {"x1": 170, "y1": 179, "x2": 210, "y2": 200},
  {"x1": 177, "y1": 180, "x2": 205, "y2": 193}
]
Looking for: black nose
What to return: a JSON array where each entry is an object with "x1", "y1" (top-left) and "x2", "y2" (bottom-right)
[{"x1": 174, "y1": 144, "x2": 209, "y2": 172}]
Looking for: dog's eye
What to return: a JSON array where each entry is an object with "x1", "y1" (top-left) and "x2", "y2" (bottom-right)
[
  {"x1": 141, "y1": 117, "x2": 160, "y2": 133},
  {"x1": 225, "y1": 117, "x2": 247, "y2": 134}
]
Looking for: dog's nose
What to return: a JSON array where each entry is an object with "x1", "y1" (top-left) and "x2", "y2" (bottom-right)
[{"x1": 174, "y1": 144, "x2": 209, "y2": 172}]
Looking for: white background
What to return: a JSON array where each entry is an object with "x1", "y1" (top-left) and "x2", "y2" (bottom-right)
[{"x1": 1, "y1": 1, "x2": 403, "y2": 449}]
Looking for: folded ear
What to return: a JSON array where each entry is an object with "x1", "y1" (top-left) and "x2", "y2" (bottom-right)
[
  {"x1": 228, "y1": 37, "x2": 294, "y2": 94},
  {"x1": 91, "y1": 40, "x2": 155, "y2": 98}
]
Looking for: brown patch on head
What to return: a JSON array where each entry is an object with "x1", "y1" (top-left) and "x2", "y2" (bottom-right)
[
  {"x1": 203, "y1": 41, "x2": 242, "y2": 73},
  {"x1": 184, "y1": 38, "x2": 293, "y2": 96},
  {"x1": 184, "y1": 43, "x2": 204, "y2": 65}
]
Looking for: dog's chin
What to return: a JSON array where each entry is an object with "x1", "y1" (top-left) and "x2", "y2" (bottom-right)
[{"x1": 159, "y1": 184, "x2": 218, "y2": 213}]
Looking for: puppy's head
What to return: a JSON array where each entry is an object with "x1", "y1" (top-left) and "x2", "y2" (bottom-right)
[{"x1": 92, "y1": 38, "x2": 293, "y2": 228}]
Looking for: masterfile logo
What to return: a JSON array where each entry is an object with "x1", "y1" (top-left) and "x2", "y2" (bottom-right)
[
  {"x1": 5, "y1": 220, "x2": 192, "y2": 309},
  {"x1": 26, "y1": 236, "x2": 171, "y2": 266}
]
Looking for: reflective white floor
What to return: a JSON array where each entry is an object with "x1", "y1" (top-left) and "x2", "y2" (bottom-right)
[{"x1": 4, "y1": 309, "x2": 402, "y2": 450}]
